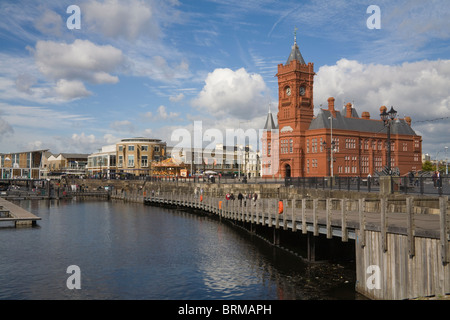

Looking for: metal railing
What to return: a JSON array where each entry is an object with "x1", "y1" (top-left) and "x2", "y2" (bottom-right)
[{"x1": 284, "y1": 176, "x2": 449, "y2": 196}]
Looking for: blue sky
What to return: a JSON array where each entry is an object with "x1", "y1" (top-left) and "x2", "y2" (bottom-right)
[{"x1": 0, "y1": 0, "x2": 449, "y2": 161}]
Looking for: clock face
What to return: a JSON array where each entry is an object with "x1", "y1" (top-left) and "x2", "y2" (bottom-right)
[
  {"x1": 299, "y1": 86, "x2": 306, "y2": 96},
  {"x1": 285, "y1": 87, "x2": 291, "y2": 96}
]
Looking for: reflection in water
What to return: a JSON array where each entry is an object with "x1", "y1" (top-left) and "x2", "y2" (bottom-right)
[{"x1": 0, "y1": 199, "x2": 358, "y2": 300}]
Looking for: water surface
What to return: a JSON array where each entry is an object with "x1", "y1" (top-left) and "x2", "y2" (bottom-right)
[{"x1": 0, "y1": 199, "x2": 357, "y2": 300}]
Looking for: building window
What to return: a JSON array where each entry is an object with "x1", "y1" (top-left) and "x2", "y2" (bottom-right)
[
  {"x1": 312, "y1": 138, "x2": 317, "y2": 153},
  {"x1": 128, "y1": 155, "x2": 135, "y2": 167},
  {"x1": 345, "y1": 138, "x2": 356, "y2": 149},
  {"x1": 118, "y1": 155, "x2": 123, "y2": 167},
  {"x1": 141, "y1": 155, "x2": 148, "y2": 167},
  {"x1": 289, "y1": 139, "x2": 293, "y2": 153},
  {"x1": 375, "y1": 157, "x2": 382, "y2": 170},
  {"x1": 402, "y1": 143, "x2": 408, "y2": 151},
  {"x1": 128, "y1": 145, "x2": 135, "y2": 152},
  {"x1": 141, "y1": 145, "x2": 148, "y2": 152},
  {"x1": 307, "y1": 159, "x2": 309, "y2": 173},
  {"x1": 306, "y1": 139, "x2": 309, "y2": 153},
  {"x1": 118, "y1": 145, "x2": 123, "y2": 152},
  {"x1": 154, "y1": 146, "x2": 160, "y2": 152},
  {"x1": 333, "y1": 138, "x2": 339, "y2": 153}
]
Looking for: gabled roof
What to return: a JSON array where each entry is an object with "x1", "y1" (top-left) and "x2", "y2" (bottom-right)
[
  {"x1": 58, "y1": 153, "x2": 90, "y2": 160},
  {"x1": 309, "y1": 109, "x2": 418, "y2": 136}
]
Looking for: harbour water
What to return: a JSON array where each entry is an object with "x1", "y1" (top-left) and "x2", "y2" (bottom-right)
[{"x1": 0, "y1": 199, "x2": 359, "y2": 300}]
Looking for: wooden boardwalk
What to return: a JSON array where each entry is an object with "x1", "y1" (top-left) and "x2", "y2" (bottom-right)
[
  {"x1": 144, "y1": 193, "x2": 447, "y2": 242},
  {"x1": 0, "y1": 197, "x2": 41, "y2": 227},
  {"x1": 144, "y1": 192, "x2": 450, "y2": 299}
]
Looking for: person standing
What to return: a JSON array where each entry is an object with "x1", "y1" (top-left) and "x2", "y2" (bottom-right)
[
  {"x1": 238, "y1": 192, "x2": 243, "y2": 207},
  {"x1": 252, "y1": 192, "x2": 258, "y2": 206},
  {"x1": 225, "y1": 192, "x2": 231, "y2": 207}
]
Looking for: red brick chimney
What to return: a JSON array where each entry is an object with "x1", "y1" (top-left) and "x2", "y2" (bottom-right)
[
  {"x1": 405, "y1": 116, "x2": 411, "y2": 126},
  {"x1": 346, "y1": 103, "x2": 353, "y2": 118},
  {"x1": 328, "y1": 97, "x2": 336, "y2": 117},
  {"x1": 362, "y1": 111, "x2": 370, "y2": 120}
]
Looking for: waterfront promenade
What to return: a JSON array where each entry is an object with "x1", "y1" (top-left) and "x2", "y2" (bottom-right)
[
  {"x1": 138, "y1": 184, "x2": 449, "y2": 300},
  {"x1": 1, "y1": 176, "x2": 449, "y2": 299}
]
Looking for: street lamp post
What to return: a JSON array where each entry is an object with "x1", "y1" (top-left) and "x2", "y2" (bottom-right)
[
  {"x1": 380, "y1": 106, "x2": 397, "y2": 174},
  {"x1": 445, "y1": 146, "x2": 448, "y2": 175}
]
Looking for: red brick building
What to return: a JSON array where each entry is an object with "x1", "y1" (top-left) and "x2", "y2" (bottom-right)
[{"x1": 262, "y1": 36, "x2": 422, "y2": 178}]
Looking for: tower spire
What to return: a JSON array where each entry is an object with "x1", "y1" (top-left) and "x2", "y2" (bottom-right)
[
  {"x1": 286, "y1": 26, "x2": 305, "y2": 65},
  {"x1": 294, "y1": 26, "x2": 298, "y2": 45}
]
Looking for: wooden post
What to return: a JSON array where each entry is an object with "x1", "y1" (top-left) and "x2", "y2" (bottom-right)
[
  {"x1": 326, "y1": 198, "x2": 332, "y2": 239},
  {"x1": 313, "y1": 199, "x2": 318, "y2": 236},
  {"x1": 341, "y1": 199, "x2": 348, "y2": 242},
  {"x1": 440, "y1": 196, "x2": 449, "y2": 264},
  {"x1": 307, "y1": 232, "x2": 316, "y2": 262},
  {"x1": 269, "y1": 199, "x2": 273, "y2": 228},
  {"x1": 381, "y1": 198, "x2": 388, "y2": 252},
  {"x1": 302, "y1": 198, "x2": 307, "y2": 234},
  {"x1": 292, "y1": 198, "x2": 297, "y2": 232},
  {"x1": 274, "y1": 198, "x2": 277, "y2": 227},
  {"x1": 359, "y1": 198, "x2": 366, "y2": 247},
  {"x1": 406, "y1": 197, "x2": 415, "y2": 258},
  {"x1": 259, "y1": 198, "x2": 265, "y2": 225}
]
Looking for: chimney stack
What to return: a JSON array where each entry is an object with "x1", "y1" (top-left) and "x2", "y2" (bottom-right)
[
  {"x1": 362, "y1": 111, "x2": 370, "y2": 120},
  {"x1": 405, "y1": 116, "x2": 411, "y2": 126},
  {"x1": 346, "y1": 102, "x2": 353, "y2": 118},
  {"x1": 327, "y1": 97, "x2": 336, "y2": 117}
]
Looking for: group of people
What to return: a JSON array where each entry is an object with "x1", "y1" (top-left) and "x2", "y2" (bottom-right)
[{"x1": 225, "y1": 191, "x2": 258, "y2": 207}]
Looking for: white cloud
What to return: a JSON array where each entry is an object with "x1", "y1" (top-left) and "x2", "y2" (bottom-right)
[
  {"x1": 0, "y1": 116, "x2": 14, "y2": 140},
  {"x1": 34, "y1": 9, "x2": 64, "y2": 37},
  {"x1": 144, "y1": 105, "x2": 179, "y2": 121},
  {"x1": 71, "y1": 132, "x2": 97, "y2": 147},
  {"x1": 192, "y1": 68, "x2": 269, "y2": 120},
  {"x1": 169, "y1": 93, "x2": 185, "y2": 102},
  {"x1": 103, "y1": 133, "x2": 121, "y2": 144},
  {"x1": 33, "y1": 39, "x2": 125, "y2": 84},
  {"x1": 314, "y1": 58, "x2": 450, "y2": 154},
  {"x1": 157, "y1": 105, "x2": 179, "y2": 120},
  {"x1": 82, "y1": 0, "x2": 157, "y2": 40},
  {"x1": 54, "y1": 79, "x2": 92, "y2": 100},
  {"x1": 110, "y1": 120, "x2": 135, "y2": 133}
]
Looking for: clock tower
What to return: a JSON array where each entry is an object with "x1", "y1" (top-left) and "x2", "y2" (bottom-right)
[{"x1": 276, "y1": 30, "x2": 315, "y2": 177}]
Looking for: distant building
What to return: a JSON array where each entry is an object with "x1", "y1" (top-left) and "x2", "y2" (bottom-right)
[
  {"x1": 0, "y1": 150, "x2": 49, "y2": 179},
  {"x1": 117, "y1": 138, "x2": 167, "y2": 176},
  {"x1": 262, "y1": 33, "x2": 422, "y2": 178},
  {"x1": 44, "y1": 153, "x2": 89, "y2": 178},
  {"x1": 169, "y1": 144, "x2": 260, "y2": 177},
  {"x1": 87, "y1": 138, "x2": 167, "y2": 177},
  {"x1": 87, "y1": 145, "x2": 117, "y2": 178}
]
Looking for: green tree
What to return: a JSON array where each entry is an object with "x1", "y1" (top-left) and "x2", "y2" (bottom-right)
[{"x1": 422, "y1": 160, "x2": 434, "y2": 172}]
